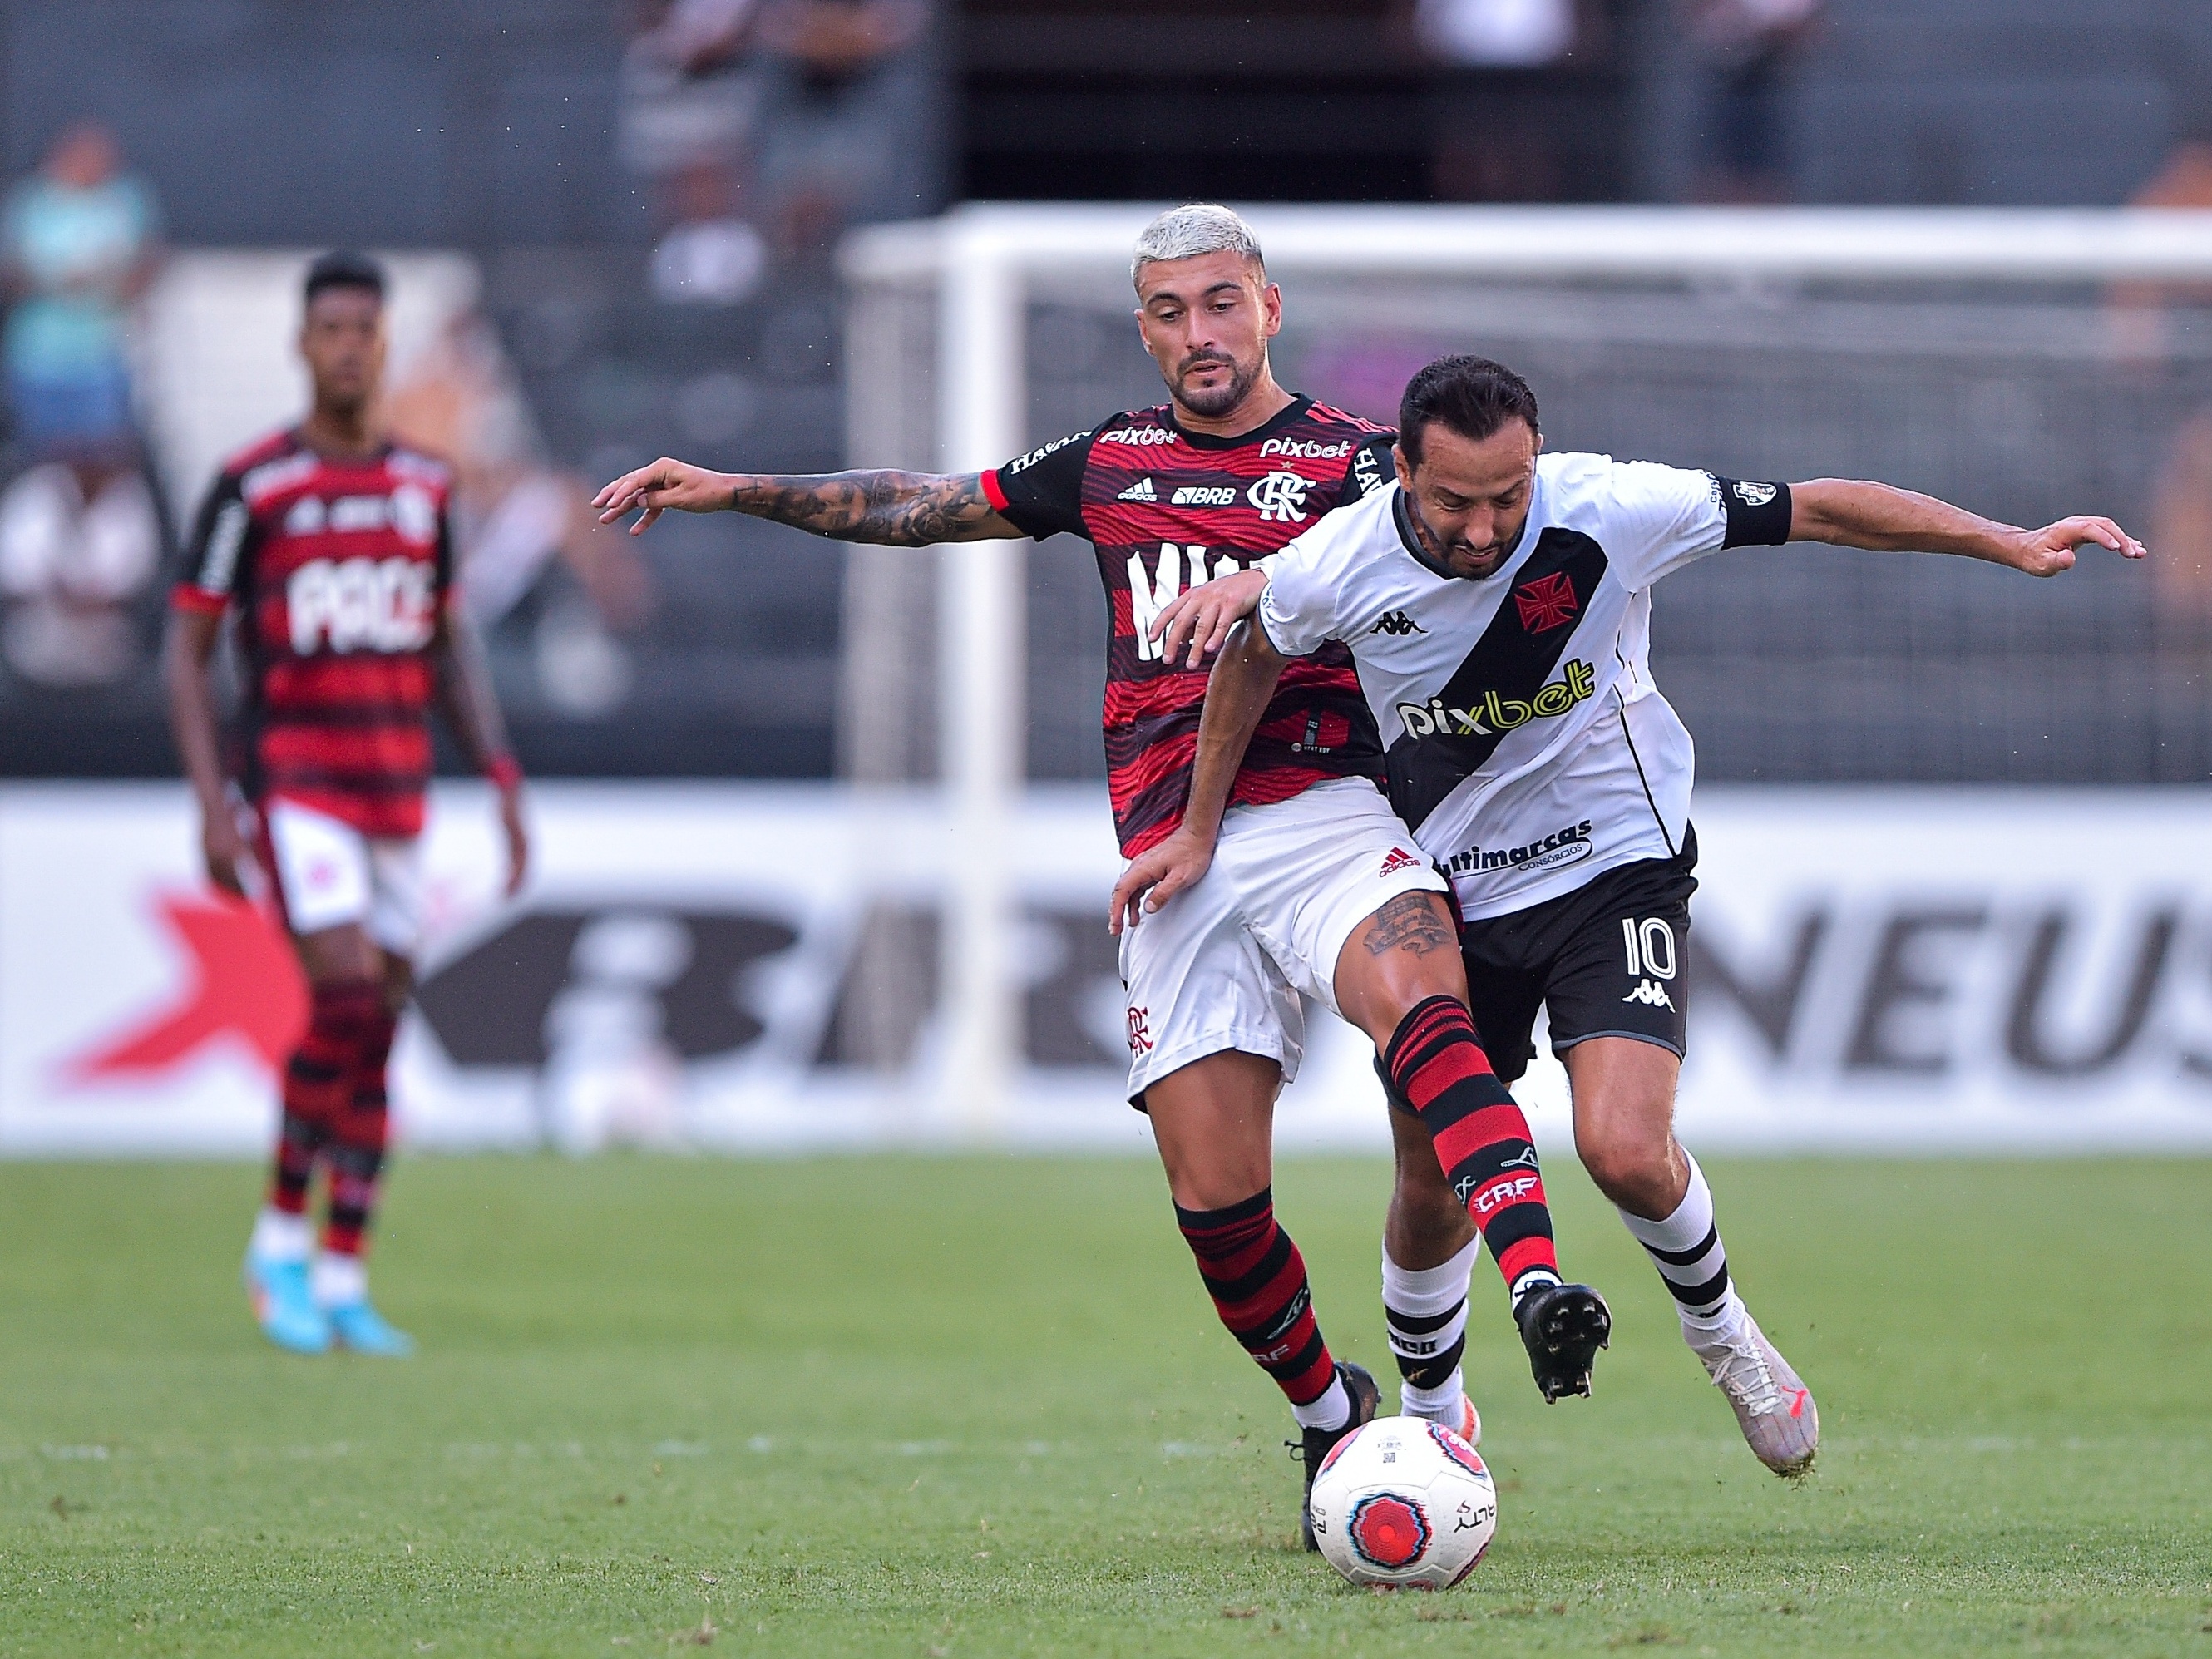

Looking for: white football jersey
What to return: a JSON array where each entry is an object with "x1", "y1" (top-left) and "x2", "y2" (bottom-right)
[{"x1": 1258, "y1": 452, "x2": 1791, "y2": 921}]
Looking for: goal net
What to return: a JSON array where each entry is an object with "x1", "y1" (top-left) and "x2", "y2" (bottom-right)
[{"x1": 837, "y1": 203, "x2": 2212, "y2": 1126}]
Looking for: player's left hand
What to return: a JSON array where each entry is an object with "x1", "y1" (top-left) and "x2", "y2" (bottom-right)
[
  {"x1": 496, "y1": 782, "x2": 530, "y2": 897},
  {"x1": 1108, "y1": 826, "x2": 1214, "y2": 934},
  {"x1": 2011, "y1": 516, "x2": 2146, "y2": 576},
  {"x1": 1152, "y1": 568, "x2": 1267, "y2": 669}
]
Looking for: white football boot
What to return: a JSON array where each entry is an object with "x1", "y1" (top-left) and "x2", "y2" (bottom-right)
[{"x1": 1691, "y1": 1310, "x2": 1818, "y2": 1478}]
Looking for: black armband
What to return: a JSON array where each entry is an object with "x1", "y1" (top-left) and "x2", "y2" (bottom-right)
[{"x1": 1716, "y1": 477, "x2": 1792, "y2": 548}]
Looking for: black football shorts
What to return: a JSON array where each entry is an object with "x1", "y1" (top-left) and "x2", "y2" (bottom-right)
[{"x1": 1454, "y1": 827, "x2": 1700, "y2": 1087}]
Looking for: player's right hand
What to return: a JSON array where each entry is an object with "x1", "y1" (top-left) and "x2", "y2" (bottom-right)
[
  {"x1": 200, "y1": 812, "x2": 249, "y2": 898},
  {"x1": 1108, "y1": 826, "x2": 1216, "y2": 934},
  {"x1": 1151, "y1": 567, "x2": 1267, "y2": 669},
  {"x1": 592, "y1": 457, "x2": 731, "y2": 535}
]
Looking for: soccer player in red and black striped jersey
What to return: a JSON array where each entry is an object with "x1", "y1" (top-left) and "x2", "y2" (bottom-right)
[
  {"x1": 164, "y1": 251, "x2": 528, "y2": 1357},
  {"x1": 595, "y1": 207, "x2": 1607, "y2": 1544}
]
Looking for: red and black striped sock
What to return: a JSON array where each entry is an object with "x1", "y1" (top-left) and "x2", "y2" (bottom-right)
[
  {"x1": 1175, "y1": 1187, "x2": 1348, "y2": 1429},
  {"x1": 1383, "y1": 995, "x2": 1562, "y2": 1305},
  {"x1": 272, "y1": 979, "x2": 384, "y2": 1217},
  {"x1": 322, "y1": 1001, "x2": 399, "y2": 1260}
]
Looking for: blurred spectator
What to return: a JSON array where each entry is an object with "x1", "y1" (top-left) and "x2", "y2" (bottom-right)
[
  {"x1": 383, "y1": 312, "x2": 654, "y2": 718},
  {"x1": 752, "y1": 1, "x2": 931, "y2": 260},
  {"x1": 1405, "y1": 0, "x2": 1607, "y2": 201},
  {"x1": 1416, "y1": 0, "x2": 1574, "y2": 68},
  {"x1": 0, "y1": 121, "x2": 163, "y2": 685},
  {"x1": 622, "y1": 0, "x2": 773, "y2": 304},
  {"x1": 1681, "y1": 0, "x2": 1821, "y2": 202},
  {"x1": 621, "y1": 0, "x2": 932, "y2": 301}
]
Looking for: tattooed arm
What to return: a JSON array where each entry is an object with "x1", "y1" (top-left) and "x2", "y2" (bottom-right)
[{"x1": 592, "y1": 456, "x2": 1022, "y2": 546}]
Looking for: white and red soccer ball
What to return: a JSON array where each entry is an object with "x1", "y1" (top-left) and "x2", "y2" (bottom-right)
[{"x1": 1306, "y1": 1418, "x2": 1498, "y2": 1589}]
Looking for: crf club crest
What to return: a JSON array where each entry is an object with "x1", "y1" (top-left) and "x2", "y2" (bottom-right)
[
  {"x1": 1385, "y1": 528, "x2": 1611, "y2": 834},
  {"x1": 1513, "y1": 570, "x2": 1579, "y2": 632}
]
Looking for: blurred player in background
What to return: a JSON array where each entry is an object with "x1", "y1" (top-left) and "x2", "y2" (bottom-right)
[
  {"x1": 595, "y1": 206, "x2": 1611, "y2": 1548},
  {"x1": 164, "y1": 252, "x2": 529, "y2": 1357},
  {"x1": 1128, "y1": 352, "x2": 2147, "y2": 1478}
]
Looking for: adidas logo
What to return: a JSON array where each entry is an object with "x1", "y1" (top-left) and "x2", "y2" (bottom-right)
[
  {"x1": 1378, "y1": 847, "x2": 1420, "y2": 877},
  {"x1": 1622, "y1": 978, "x2": 1675, "y2": 1010},
  {"x1": 1117, "y1": 477, "x2": 1157, "y2": 502},
  {"x1": 1370, "y1": 609, "x2": 1426, "y2": 636}
]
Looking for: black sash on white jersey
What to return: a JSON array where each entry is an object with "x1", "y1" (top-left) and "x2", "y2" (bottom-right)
[{"x1": 1383, "y1": 526, "x2": 1612, "y2": 834}]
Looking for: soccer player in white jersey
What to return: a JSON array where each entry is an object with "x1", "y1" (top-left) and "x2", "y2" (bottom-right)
[{"x1": 1117, "y1": 353, "x2": 2145, "y2": 1477}]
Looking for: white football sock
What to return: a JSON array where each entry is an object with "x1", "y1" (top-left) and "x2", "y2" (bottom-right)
[
  {"x1": 1291, "y1": 1374, "x2": 1351, "y2": 1433},
  {"x1": 1383, "y1": 1237, "x2": 1480, "y2": 1423},
  {"x1": 249, "y1": 1207, "x2": 312, "y2": 1263},
  {"x1": 1616, "y1": 1152, "x2": 1745, "y2": 1338},
  {"x1": 309, "y1": 1251, "x2": 368, "y2": 1310}
]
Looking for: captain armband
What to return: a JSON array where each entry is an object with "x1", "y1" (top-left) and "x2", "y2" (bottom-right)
[{"x1": 1715, "y1": 478, "x2": 1793, "y2": 548}]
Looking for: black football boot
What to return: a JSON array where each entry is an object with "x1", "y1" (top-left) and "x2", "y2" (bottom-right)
[
  {"x1": 1513, "y1": 1281, "x2": 1612, "y2": 1403},
  {"x1": 1290, "y1": 1360, "x2": 1381, "y2": 1551}
]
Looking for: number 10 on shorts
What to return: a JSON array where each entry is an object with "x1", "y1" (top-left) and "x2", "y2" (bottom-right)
[{"x1": 1622, "y1": 916, "x2": 1677, "y2": 980}]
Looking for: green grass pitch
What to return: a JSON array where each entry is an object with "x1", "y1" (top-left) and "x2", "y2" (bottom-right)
[{"x1": 1, "y1": 1153, "x2": 2206, "y2": 1657}]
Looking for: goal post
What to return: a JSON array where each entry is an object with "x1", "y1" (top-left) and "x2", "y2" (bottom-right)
[{"x1": 839, "y1": 202, "x2": 2212, "y2": 1134}]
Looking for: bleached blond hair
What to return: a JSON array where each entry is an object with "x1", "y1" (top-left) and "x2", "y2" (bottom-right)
[{"x1": 1131, "y1": 204, "x2": 1264, "y2": 288}]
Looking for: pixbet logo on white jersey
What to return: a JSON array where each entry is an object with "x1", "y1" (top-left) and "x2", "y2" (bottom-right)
[
  {"x1": 288, "y1": 557, "x2": 437, "y2": 654},
  {"x1": 1127, "y1": 542, "x2": 1247, "y2": 663}
]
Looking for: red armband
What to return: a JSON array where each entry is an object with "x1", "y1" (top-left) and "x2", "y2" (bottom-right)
[{"x1": 486, "y1": 754, "x2": 524, "y2": 793}]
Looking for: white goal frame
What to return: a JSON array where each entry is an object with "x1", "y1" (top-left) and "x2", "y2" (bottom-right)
[{"x1": 839, "y1": 201, "x2": 2212, "y2": 1133}]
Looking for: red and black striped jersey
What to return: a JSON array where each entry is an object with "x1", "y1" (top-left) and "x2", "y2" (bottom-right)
[
  {"x1": 170, "y1": 429, "x2": 455, "y2": 839},
  {"x1": 983, "y1": 395, "x2": 1395, "y2": 857}
]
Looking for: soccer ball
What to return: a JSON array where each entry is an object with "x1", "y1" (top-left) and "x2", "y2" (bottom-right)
[{"x1": 1307, "y1": 1418, "x2": 1498, "y2": 1589}]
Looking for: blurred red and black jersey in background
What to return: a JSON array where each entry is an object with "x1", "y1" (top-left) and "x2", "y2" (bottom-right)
[
  {"x1": 983, "y1": 395, "x2": 1394, "y2": 857},
  {"x1": 171, "y1": 430, "x2": 455, "y2": 839}
]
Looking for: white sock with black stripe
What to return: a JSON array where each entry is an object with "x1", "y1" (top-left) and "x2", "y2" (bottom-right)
[
  {"x1": 1381, "y1": 1236, "x2": 1482, "y2": 1424},
  {"x1": 1616, "y1": 1153, "x2": 1745, "y2": 1340}
]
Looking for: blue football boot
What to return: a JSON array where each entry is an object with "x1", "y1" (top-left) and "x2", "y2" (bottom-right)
[
  {"x1": 244, "y1": 1251, "x2": 331, "y2": 1355},
  {"x1": 326, "y1": 1297, "x2": 417, "y2": 1357}
]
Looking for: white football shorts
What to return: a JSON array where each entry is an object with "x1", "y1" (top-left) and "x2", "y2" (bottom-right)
[
  {"x1": 1117, "y1": 776, "x2": 1448, "y2": 1105},
  {"x1": 259, "y1": 795, "x2": 425, "y2": 955}
]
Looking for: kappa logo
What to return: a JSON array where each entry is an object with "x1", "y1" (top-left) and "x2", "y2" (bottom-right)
[
  {"x1": 1733, "y1": 480, "x2": 1780, "y2": 507},
  {"x1": 1170, "y1": 485, "x2": 1237, "y2": 506},
  {"x1": 1247, "y1": 470, "x2": 1316, "y2": 523},
  {"x1": 1623, "y1": 978, "x2": 1676, "y2": 1010},
  {"x1": 1117, "y1": 476, "x2": 1157, "y2": 502},
  {"x1": 1378, "y1": 847, "x2": 1420, "y2": 877},
  {"x1": 1513, "y1": 570, "x2": 1580, "y2": 632},
  {"x1": 1370, "y1": 609, "x2": 1426, "y2": 636}
]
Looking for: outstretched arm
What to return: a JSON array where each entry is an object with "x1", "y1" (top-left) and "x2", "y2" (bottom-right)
[
  {"x1": 1108, "y1": 619, "x2": 1287, "y2": 933},
  {"x1": 593, "y1": 457, "x2": 1023, "y2": 546},
  {"x1": 1790, "y1": 480, "x2": 2145, "y2": 576},
  {"x1": 432, "y1": 607, "x2": 530, "y2": 897}
]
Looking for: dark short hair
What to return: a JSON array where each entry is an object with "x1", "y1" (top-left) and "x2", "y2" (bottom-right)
[
  {"x1": 304, "y1": 249, "x2": 386, "y2": 307},
  {"x1": 1398, "y1": 355, "x2": 1540, "y2": 465}
]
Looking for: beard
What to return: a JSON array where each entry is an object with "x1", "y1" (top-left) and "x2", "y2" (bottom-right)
[
  {"x1": 1172, "y1": 350, "x2": 1261, "y2": 419},
  {"x1": 1410, "y1": 496, "x2": 1517, "y2": 577}
]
